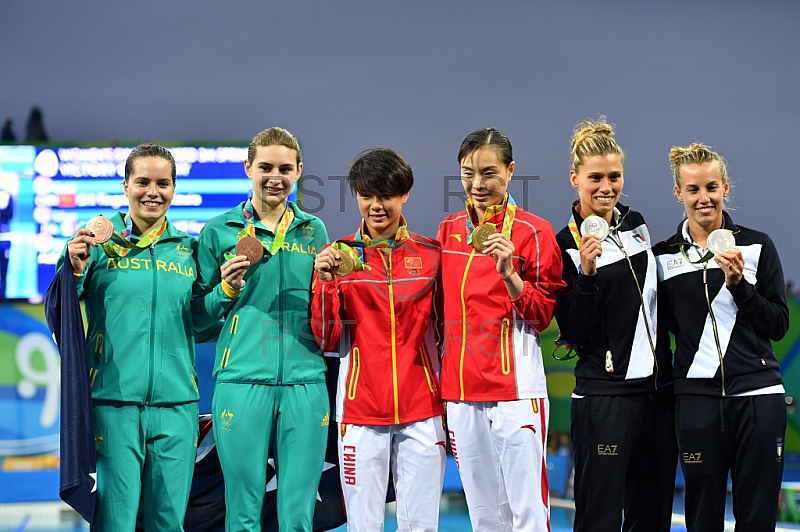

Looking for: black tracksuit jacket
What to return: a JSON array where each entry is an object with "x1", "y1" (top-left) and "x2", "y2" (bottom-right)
[{"x1": 653, "y1": 212, "x2": 788, "y2": 396}]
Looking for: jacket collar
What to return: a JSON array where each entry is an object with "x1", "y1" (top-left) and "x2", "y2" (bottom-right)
[
  {"x1": 570, "y1": 200, "x2": 630, "y2": 229},
  {"x1": 225, "y1": 200, "x2": 311, "y2": 231},
  {"x1": 667, "y1": 210, "x2": 740, "y2": 247},
  {"x1": 110, "y1": 211, "x2": 184, "y2": 241}
]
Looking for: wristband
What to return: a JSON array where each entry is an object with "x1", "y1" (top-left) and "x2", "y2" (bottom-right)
[
  {"x1": 500, "y1": 270, "x2": 516, "y2": 281},
  {"x1": 221, "y1": 279, "x2": 243, "y2": 298}
]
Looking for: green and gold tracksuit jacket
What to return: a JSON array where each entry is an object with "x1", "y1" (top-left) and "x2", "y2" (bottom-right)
[
  {"x1": 56, "y1": 213, "x2": 200, "y2": 406},
  {"x1": 193, "y1": 201, "x2": 329, "y2": 385}
]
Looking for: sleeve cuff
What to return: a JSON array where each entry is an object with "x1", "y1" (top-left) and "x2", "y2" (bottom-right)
[
  {"x1": 577, "y1": 272, "x2": 598, "y2": 292},
  {"x1": 221, "y1": 279, "x2": 242, "y2": 298}
]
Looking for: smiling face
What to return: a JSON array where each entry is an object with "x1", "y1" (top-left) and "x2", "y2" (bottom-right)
[
  {"x1": 570, "y1": 153, "x2": 624, "y2": 223},
  {"x1": 675, "y1": 160, "x2": 728, "y2": 234},
  {"x1": 244, "y1": 144, "x2": 302, "y2": 212},
  {"x1": 460, "y1": 146, "x2": 515, "y2": 220},
  {"x1": 123, "y1": 156, "x2": 175, "y2": 231},
  {"x1": 357, "y1": 192, "x2": 409, "y2": 240}
]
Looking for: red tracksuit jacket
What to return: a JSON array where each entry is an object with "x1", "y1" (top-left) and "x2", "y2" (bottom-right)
[
  {"x1": 437, "y1": 203, "x2": 565, "y2": 402},
  {"x1": 311, "y1": 223, "x2": 443, "y2": 426}
]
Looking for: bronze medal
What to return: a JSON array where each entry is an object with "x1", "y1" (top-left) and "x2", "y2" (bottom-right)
[
  {"x1": 335, "y1": 250, "x2": 355, "y2": 278},
  {"x1": 235, "y1": 236, "x2": 265, "y2": 264},
  {"x1": 471, "y1": 224, "x2": 498, "y2": 251},
  {"x1": 85, "y1": 215, "x2": 114, "y2": 244}
]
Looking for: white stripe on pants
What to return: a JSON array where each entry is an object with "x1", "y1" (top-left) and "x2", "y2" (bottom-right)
[
  {"x1": 447, "y1": 399, "x2": 550, "y2": 532},
  {"x1": 339, "y1": 416, "x2": 446, "y2": 532}
]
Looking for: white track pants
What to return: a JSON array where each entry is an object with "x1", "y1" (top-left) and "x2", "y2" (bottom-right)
[
  {"x1": 447, "y1": 399, "x2": 550, "y2": 532},
  {"x1": 339, "y1": 416, "x2": 446, "y2": 532}
]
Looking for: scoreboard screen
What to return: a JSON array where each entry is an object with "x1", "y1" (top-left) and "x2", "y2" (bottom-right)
[{"x1": 0, "y1": 144, "x2": 294, "y2": 299}]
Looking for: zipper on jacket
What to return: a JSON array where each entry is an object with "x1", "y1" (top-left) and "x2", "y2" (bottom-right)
[
  {"x1": 146, "y1": 245, "x2": 157, "y2": 405},
  {"x1": 379, "y1": 249, "x2": 400, "y2": 424},
  {"x1": 702, "y1": 261, "x2": 726, "y2": 395},
  {"x1": 459, "y1": 249, "x2": 477, "y2": 400},
  {"x1": 500, "y1": 318, "x2": 511, "y2": 375},
  {"x1": 277, "y1": 239, "x2": 285, "y2": 385},
  {"x1": 347, "y1": 347, "x2": 360, "y2": 399},
  {"x1": 611, "y1": 233, "x2": 658, "y2": 389}
]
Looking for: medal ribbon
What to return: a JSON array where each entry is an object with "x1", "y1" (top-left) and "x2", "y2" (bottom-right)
[
  {"x1": 679, "y1": 244, "x2": 713, "y2": 265},
  {"x1": 678, "y1": 229, "x2": 734, "y2": 264},
  {"x1": 331, "y1": 215, "x2": 412, "y2": 272},
  {"x1": 331, "y1": 241, "x2": 371, "y2": 273},
  {"x1": 241, "y1": 200, "x2": 294, "y2": 254},
  {"x1": 465, "y1": 194, "x2": 516, "y2": 245},
  {"x1": 101, "y1": 214, "x2": 167, "y2": 257}
]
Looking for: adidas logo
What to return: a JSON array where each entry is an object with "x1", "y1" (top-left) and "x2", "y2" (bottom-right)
[{"x1": 321, "y1": 413, "x2": 330, "y2": 427}]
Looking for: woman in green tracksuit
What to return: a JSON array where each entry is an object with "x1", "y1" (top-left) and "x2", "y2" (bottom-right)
[
  {"x1": 60, "y1": 143, "x2": 218, "y2": 530},
  {"x1": 193, "y1": 127, "x2": 330, "y2": 531}
]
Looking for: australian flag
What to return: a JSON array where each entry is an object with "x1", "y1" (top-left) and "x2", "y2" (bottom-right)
[
  {"x1": 44, "y1": 259, "x2": 97, "y2": 523},
  {"x1": 171, "y1": 357, "x2": 348, "y2": 531}
]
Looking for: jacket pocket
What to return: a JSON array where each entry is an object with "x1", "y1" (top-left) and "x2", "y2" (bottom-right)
[
  {"x1": 418, "y1": 342, "x2": 438, "y2": 394},
  {"x1": 501, "y1": 318, "x2": 511, "y2": 375},
  {"x1": 347, "y1": 347, "x2": 361, "y2": 400}
]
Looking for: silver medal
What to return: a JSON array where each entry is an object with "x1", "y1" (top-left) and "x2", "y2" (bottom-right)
[
  {"x1": 580, "y1": 216, "x2": 609, "y2": 241},
  {"x1": 707, "y1": 229, "x2": 735, "y2": 256}
]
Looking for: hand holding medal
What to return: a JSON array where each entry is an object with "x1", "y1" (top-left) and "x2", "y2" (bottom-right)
[
  {"x1": 222, "y1": 236, "x2": 267, "y2": 288},
  {"x1": 67, "y1": 215, "x2": 115, "y2": 274},
  {"x1": 708, "y1": 229, "x2": 742, "y2": 287},
  {"x1": 471, "y1": 223, "x2": 517, "y2": 280},
  {"x1": 85, "y1": 215, "x2": 114, "y2": 245},
  {"x1": 578, "y1": 215, "x2": 607, "y2": 276},
  {"x1": 314, "y1": 246, "x2": 340, "y2": 282}
]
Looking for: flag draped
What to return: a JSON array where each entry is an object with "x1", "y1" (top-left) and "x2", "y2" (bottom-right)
[{"x1": 44, "y1": 259, "x2": 97, "y2": 523}]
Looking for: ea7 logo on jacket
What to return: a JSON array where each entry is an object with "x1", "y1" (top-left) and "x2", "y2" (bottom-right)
[{"x1": 666, "y1": 257, "x2": 685, "y2": 270}]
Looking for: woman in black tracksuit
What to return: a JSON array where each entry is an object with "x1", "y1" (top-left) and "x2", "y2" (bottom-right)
[
  {"x1": 653, "y1": 142, "x2": 788, "y2": 532},
  {"x1": 554, "y1": 119, "x2": 676, "y2": 532}
]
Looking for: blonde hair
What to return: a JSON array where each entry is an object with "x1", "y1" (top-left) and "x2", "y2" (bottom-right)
[
  {"x1": 248, "y1": 127, "x2": 302, "y2": 165},
  {"x1": 669, "y1": 142, "x2": 728, "y2": 189},
  {"x1": 570, "y1": 118, "x2": 624, "y2": 173}
]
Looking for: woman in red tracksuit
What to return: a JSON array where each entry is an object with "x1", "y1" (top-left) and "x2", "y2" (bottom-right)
[
  {"x1": 438, "y1": 128, "x2": 565, "y2": 532},
  {"x1": 311, "y1": 148, "x2": 445, "y2": 531}
]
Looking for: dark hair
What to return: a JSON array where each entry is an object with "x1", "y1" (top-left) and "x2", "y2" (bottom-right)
[
  {"x1": 458, "y1": 128, "x2": 513, "y2": 167},
  {"x1": 348, "y1": 148, "x2": 414, "y2": 197},
  {"x1": 124, "y1": 143, "x2": 177, "y2": 183}
]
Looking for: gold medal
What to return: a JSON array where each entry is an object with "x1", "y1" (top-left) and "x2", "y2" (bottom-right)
[
  {"x1": 85, "y1": 215, "x2": 114, "y2": 245},
  {"x1": 335, "y1": 250, "x2": 355, "y2": 278},
  {"x1": 471, "y1": 224, "x2": 498, "y2": 251}
]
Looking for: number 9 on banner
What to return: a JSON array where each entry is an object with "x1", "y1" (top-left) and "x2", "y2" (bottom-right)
[{"x1": 15, "y1": 332, "x2": 60, "y2": 429}]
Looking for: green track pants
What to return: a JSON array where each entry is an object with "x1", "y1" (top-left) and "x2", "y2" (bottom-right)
[
  {"x1": 91, "y1": 401, "x2": 198, "y2": 531},
  {"x1": 212, "y1": 382, "x2": 329, "y2": 531}
]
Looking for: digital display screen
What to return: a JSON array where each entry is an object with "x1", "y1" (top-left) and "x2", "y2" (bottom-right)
[{"x1": 0, "y1": 144, "x2": 292, "y2": 299}]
